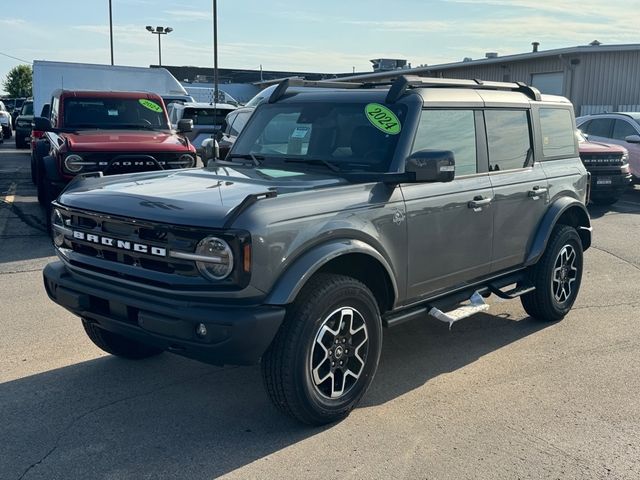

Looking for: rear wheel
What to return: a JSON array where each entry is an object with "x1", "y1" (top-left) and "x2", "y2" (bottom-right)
[
  {"x1": 82, "y1": 320, "x2": 164, "y2": 359},
  {"x1": 521, "y1": 225, "x2": 583, "y2": 322},
  {"x1": 261, "y1": 273, "x2": 382, "y2": 425}
]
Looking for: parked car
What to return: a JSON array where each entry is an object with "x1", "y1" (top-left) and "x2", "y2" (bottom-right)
[
  {"x1": 11, "y1": 97, "x2": 26, "y2": 127},
  {"x1": 32, "y1": 90, "x2": 196, "y2": 213},
  {"x1": 217, "y1": 106, "x2": 254, "y2": 158},
  {"x1": 576, "y1": 130, "x2": 632, "y2": 205},
  {"x1": 576, "y1": 112, "x2": 640, "y2": 181},
  {"x1": 167, "y1": 101, "x2": 236, "y2": 155},
  {"x1": 0, "y1": 101, "x2": 13, "y2": 138},
  {"x1": 30, "y1": 104, "x2": 50, "y2": 184},
  {"x1": 44, "y1": 76, "x2": 591, "y2": 425},
  {"x1": 14, "y1": 99, "x2": 34, "y2": 149}
]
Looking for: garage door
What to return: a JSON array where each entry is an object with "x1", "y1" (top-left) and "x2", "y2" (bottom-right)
[{"x1": 531, "y1": 72, "x2": 564, "y2": 95}]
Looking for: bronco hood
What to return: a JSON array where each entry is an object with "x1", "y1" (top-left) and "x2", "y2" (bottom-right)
[
  {"x1": 58, "y1": 166, "x2": 344, "y2": 228},
  {"x1": 63, "y1": 130, "x2": 189, "y2": 152}
]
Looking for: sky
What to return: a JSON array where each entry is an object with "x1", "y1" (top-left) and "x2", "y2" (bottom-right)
[{"x1": 1, "y1": 0, "x2": 639, "y2": 94}]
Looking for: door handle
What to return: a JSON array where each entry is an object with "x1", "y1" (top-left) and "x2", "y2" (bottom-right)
[
  {"x1": 528, "y1": 186, "x2": 548, "y2": 198},
  {"x1": 468, "y1": 196, "x2": 493, "y2": 209}
]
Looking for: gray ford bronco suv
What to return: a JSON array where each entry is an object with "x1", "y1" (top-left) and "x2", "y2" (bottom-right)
[{"x1": 43, "y1": 76, "x2": 592, "y2": 425}]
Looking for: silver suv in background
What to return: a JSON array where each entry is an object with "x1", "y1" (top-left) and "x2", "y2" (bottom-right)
[
  {"x1": 167, "y1": 101, "x2": 236, "y2": 156},
  {"x1": 576, "y1": 112, "x2": 640, "y2": 181}
]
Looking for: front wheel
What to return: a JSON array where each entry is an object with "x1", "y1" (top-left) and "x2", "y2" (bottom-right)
[
  {"x1": 261, "y1": 273, "x2": 382, "y2": 425},
  {"x1": 521, "y1": 225, "x2": 584, "y2": 322}
]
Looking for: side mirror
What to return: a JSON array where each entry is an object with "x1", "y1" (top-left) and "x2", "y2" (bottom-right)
[
  {"x1": 33, "y1": 116, "x2": 52, "y2": 132},
  {"x1": 625, "y1": 134, "x2": 640, "y2": 144},
  {"x1": 405, "y1": 149, "x2": 455, "y2": 183},
  {"x1": 202, "y1": 137, "x2": 220, "y2": 161},
  {"x1": 177, "y1": 118, "x2": 193, "y2": 133}
]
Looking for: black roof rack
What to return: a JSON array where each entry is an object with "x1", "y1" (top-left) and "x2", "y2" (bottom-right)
[
  {"x1": 268, "y1": 75, "x2": 542, "y2": 104},
  {"x1": 268, "y1": 77, "x2": 365, "y2": 103},
  {"x1": 384, "y1": 75, "x2": 542, "y2": 103}
]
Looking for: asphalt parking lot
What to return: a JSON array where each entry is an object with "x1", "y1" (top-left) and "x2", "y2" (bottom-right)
[{"x1": 1, "y1": 138, "x2": 639, "y2": 480}]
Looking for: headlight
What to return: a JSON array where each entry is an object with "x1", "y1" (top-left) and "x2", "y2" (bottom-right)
[
  {"x1": 195, "y1": 236, "x2": 234, "y2": 280},
  {"x1": 51, "y1": 209, "x2": 66, "y2": 247},
  {"x1": 622, "y1": 152, "x2": 629, "y2": 163},
  {"x1": 64, "y1": 154, "x2": 94, "y2": 173},
  {"x1": 167, "y1": 153, "x2": 196, "y2": 168}
]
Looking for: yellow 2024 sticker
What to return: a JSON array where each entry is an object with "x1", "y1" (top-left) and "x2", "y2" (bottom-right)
[
  {"x1": 139, "y1": 99, "x2": 163, "y2": 113},
  {"x1": 365, "y1": 103, "x2": 401, "y2": 135}
]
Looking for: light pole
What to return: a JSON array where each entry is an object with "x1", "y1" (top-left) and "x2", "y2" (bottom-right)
[
  {"x1": 145, "y1": 26, "x2": 173, "y2": 66},
  {"x1": 212, "y1": 0, "x2": 219, "y2": 104},
  {"x1": 108, "y1": 0, "x2": 114, "y2": 65}
]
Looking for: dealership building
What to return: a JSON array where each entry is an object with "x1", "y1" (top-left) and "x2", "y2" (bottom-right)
[{"x1": 391, "y1": 42, "x2": 640, "y2": 116}]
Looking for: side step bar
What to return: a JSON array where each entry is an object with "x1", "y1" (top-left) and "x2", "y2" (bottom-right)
[{"x1": 382, "y1": 272, "x2": 536, "y2": 328}]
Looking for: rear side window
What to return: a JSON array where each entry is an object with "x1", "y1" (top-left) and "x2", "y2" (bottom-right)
[
  {"x1": 583, "y1": 118, "x2": 613, "y2": 138},
  {"x1": 539, "y1": 108, "x2": 576, "y2": 157},
  {"x1": 412, "y1": 110, "x2": 477, "y2": 176},
  {"x1": 485, "y1": 110, "x2": 531, "y2": 171}
]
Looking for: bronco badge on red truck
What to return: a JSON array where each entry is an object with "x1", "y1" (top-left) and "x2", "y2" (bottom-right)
[{"x1": 31, "y1": 90, "x2": 197, "y2": 214}]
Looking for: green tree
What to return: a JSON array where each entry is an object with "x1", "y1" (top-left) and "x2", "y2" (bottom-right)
[{"x1": 3, "y1": 64, "x2": 32, "y2": 97}]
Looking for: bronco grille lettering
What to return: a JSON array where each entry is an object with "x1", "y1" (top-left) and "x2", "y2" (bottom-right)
[{"x1": 71, "y1": 230, "x2": 166, "y2": 257}]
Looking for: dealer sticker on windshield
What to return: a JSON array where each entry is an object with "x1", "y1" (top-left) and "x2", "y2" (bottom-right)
[
  {"x1": 139, "y1": 99, "x2": 163, "y2": 113},
  {"x1": 365, "y1": 103, "x2": 401, "y2": 135}
]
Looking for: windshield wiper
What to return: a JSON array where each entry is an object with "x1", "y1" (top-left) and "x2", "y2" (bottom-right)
[
  {"x1": 227, "y1": 153, "x2": 265, "y2": 166},
  {"x1": 283, "y1": 157, "x2": 341, "y2": 172}
]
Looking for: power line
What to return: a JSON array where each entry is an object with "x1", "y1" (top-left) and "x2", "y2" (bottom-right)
[{"x1": 0, "y1": 51, "x2": 32, "y2": 64}]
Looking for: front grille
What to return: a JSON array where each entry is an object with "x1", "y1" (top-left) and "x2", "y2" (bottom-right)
[
  {"x1": 580, "y1": 153, "x2": 625, "y2": 167},
  {"x1": 69, "y1": 152, "x2": 189, "y2": 176},
  {"x1": 58, "y1": 208, "x2": 205, "y2": 278}
]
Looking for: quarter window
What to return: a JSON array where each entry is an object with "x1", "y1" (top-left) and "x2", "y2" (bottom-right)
[
  {"x1": 412, "y1": 110, "x2": 477, "y2": 176},
  {"x1": 612, "y1": 119, "x2": 638, "y2": 141},
  {"x1": 485, "y1": 110, "x2": 531, "y2": 171},
  {"x1": 539, "y1": 108, "x2": 576, "y2": 157}
]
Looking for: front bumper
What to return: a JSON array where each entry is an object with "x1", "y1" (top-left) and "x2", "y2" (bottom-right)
[
  {"x1": 43, "y1": 261, "x2": 286, "y2": 365},
  {"x1": 590, "y1": 171, "x2": 633, "y2": 198}
]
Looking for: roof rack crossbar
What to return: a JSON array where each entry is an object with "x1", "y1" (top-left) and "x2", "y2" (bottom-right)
[
  {"x1": 385, "y1": 75, "x2": 542, "y2": 103},
  {"x1": 268, "y1": 77, "x2": 365, "y2": 103}
]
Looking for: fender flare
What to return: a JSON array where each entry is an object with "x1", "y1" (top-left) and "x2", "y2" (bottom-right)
[
  {"x1": 41, "y1": 155, "x2": 62, "y2": 183},
  {"x1": 525, "y1": 197, "x2": 592, "y2": 266},
  {"x1": 265, "y1": 239, "x2": 399, "y2": 306}
]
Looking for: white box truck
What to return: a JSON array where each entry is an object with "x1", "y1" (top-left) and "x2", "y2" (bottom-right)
[{"x1": 32, "y1": 60, "x2": 193, "y2": 114}]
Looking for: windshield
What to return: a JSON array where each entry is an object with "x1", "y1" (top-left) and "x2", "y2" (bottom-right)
[
  {"x1": 231, "y1": 102, "x2": 407, "y2": 172},
  {"x1": 63, "y1": 97, "x2": 169, "y2": 130},
  {"x1": 21, "y1": 101, "x2": 33, "y2": 115},
  {"x1": 182, "y1": 107, "x2": 231, "y2": 127}
]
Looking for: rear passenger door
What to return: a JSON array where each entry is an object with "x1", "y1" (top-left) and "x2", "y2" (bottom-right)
[
  {"x1": 402, "y1": 109, "x2": 494, "y2": 300},
  {"x1": 485, "y1": 109, "x2": 549, "y2": 272}
]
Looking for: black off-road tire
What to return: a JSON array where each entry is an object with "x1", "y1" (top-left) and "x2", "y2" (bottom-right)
[
  {"x1": 82, "y1": 320, "x2": 164, "y2": 359},
  {"x1": 521, "y1": 225, "x2": 583, "y2": 322},
  {"x1": 261, "y1": 273, "x2": 383, "y2": 425}
]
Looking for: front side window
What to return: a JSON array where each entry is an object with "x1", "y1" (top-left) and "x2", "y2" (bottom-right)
[
  {"x1": 583, "y1": 118, "x2": 613, "y2": 138},
  {"x1": 63, "y1": 97, "x2": 169, "y2": 129},
  {"x1": 612, "y1": 119, "x2": 638, "y2": 141},
  {"x1": 232, "y1": 102, "x2": 407, "y2": 172},
  {"x1": 229, "y1": 111, "x2": 251, "y2": 136},
  {"x1": 412, "y1": 109, "x2": 477, "y2": 176},
  {"x1": 540, "y1": 108, "x2": 576, "y2": 157},
  {"x1": 485, "y1": 110, "x2": 531, "y2": 171}
]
